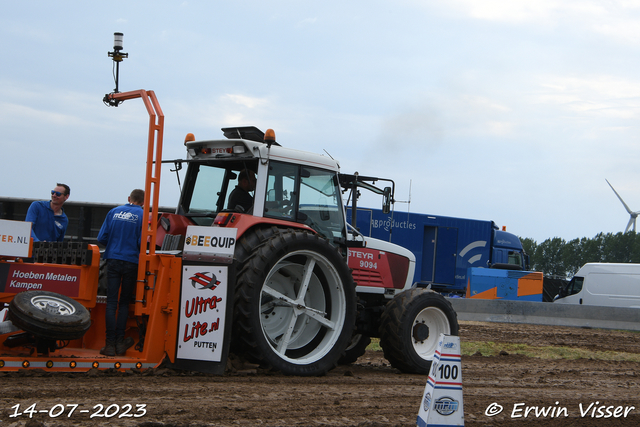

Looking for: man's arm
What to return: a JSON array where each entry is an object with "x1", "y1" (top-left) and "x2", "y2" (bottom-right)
[
  {"x1": 97, "y1": 217, "x2": 110, "y2": 246},
  {"x1": 137, "y1": 213, "x2": 144, "y2": 248},
  {"x1": 25, "y1": 202, "x2": 41, "y2": 242}
]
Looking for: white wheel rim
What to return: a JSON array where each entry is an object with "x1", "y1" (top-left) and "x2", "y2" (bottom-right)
[
  {"x1": 260, "y1": 249, "x2": 346, "y2": 365},
  {"x1": 412, "y1": 306, "x2": 451, "y2": 361},
  {"x1": 30, "y1": 295, "x2": 76, "y2": 316}
]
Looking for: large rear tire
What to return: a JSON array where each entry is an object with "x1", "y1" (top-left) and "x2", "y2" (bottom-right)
[
  {"x1": 379, "y1": 288, "x2": 458, "y2": 374},
  {"x1": 8, "y1": 290, "x2": 91, "y2": 340},
  {"x1": 234, "y1": 229, "x2": 356, "y2": 376}
]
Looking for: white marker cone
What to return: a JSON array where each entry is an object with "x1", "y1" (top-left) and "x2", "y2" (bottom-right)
[{"x1": 416, "y1": 334, "x2": 464, "y2": 427}]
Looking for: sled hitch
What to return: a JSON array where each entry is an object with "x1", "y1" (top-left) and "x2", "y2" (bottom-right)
[{"x1": 3, "y1": 332, "x2": 60, "y2": 356}]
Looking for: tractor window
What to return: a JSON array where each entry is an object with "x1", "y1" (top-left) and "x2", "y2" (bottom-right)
[
  {"x1": 265, "y1": 162, "x2": 297, "y2": 220},
  {"x1": 265, "y1": 161, "x2": 346, "y2": 242},
  {"x1": 189, "y1": 166, "x2": 226, "y2": 213},
  {"x1": 179, "y1": 156, "x2": 259, "y2": 225},
  {"x1": 183, "y1": 165, "x2": 229, "y2": 226},
  {"x1": 299, "y1": 169, "x2": 346, "y2": 240}
]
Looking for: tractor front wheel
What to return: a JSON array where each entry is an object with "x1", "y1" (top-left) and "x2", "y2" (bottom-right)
[{"x1": 379, "y1": 289, "x2": 458, "y2": 374}]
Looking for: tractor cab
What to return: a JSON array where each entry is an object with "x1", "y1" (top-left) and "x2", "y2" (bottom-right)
[{"x1": 161, "y1": 127, "x2": 348, "y2": 250}]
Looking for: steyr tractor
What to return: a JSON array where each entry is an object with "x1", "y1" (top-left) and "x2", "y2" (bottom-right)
[{"x1": 156, "y1": 125, "x2": 459, "y2": 375}]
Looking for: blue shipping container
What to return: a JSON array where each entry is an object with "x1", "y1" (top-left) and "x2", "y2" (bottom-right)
[{"x1": 346, "y1": 208, "x2": 527, "y2": 295}]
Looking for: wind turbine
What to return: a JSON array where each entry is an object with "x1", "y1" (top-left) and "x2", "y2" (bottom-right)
[{"x1": 606, "y1": 179, "x2": 639, "y2": 233}]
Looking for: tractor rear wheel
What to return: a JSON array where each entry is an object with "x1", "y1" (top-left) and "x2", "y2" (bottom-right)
[
  {"x1": 379, "y1": 288, "x2": 458, "y2": 374},
  {"x1": 8, "y1": 290, "x2": 91, "y2": 340},
  {"x1": 234, "y1": 228, "x2": 356, "y2": 376}
]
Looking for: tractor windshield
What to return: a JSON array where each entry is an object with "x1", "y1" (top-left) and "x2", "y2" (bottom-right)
[{"x1": 178, "y1": 160, "x2": 257, "y2": 226}]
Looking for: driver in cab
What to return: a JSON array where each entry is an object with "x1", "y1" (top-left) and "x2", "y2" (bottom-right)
[{"x1": 227, "y1": 169, "x2": 256, "y2": 213}]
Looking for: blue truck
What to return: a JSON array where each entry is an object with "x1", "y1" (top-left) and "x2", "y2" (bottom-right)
[{"x1": 345, "y1": 206, "x2": 533, "y2": 297}]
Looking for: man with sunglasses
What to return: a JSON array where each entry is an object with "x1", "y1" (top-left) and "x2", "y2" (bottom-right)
[{"x1": 25, "y1": 183, "x2": 70, "y2": 242}]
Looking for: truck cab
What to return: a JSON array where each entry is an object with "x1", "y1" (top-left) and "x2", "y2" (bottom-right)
[{"x1": 491, "y1": 228, "x2": 528, "y2": 270}]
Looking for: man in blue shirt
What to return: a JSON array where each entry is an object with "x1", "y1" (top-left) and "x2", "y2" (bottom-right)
[
  {"x1": 97, "y1": 189, "x2": 144, "y2": 356},
  {"x1": 25, "y1": 183, "x2": 70, "y2": 242}
]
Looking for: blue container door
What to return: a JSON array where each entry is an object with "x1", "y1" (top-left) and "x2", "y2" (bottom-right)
[{"x1": 434, "y1": 227, "x2": 458, "y2": 285}]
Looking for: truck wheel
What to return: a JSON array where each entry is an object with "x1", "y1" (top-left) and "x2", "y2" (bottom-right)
[
  {"x1": 234, "y1": 229, "x2": 356, "y2": 376},
  {"x1": 379, "y1": 289, "x2": 458, "y2": 374},
  {"x1": 338, "y1": 334, "x2": 371, "y2": 365},
  {"x1": 8, "y1": 291, "x2": 91, "y2": 340}
]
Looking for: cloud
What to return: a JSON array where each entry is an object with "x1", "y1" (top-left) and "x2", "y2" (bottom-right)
[
  {"x1": 0, "y1": 82, "x2": 126, "y2": 131},
  {"x1": 440, "y1": 0, "x2": 640, "y2": 43},
  {"x1": 166, "y1": 93, "x2": 274, "y2": 131},
  {"x1": 377, "y1": 105, "x2": 444, "y2": 146},
  {"x1": 485, "y1": 121, "x2": 514, "y2": 136},
  {"x1": 296, "y1": 17, "x2": 318, "y2": 28},
  {"x1": 2, "y1": 23, "x2": 55, "y2": 45},
  {"x1": 0, "y1": 102, "x2": 82, "y2": 126},
  {"x1": 4, "y1": 0, "x2": 640, "y2": 242},
  {"x1": 534, "y1": 75, "x2": 640, "y2": 119},
  {"x1": 449, "y1": 0, "x2": 563, "y2": 23},
  {"x1": 222, "y1": 94, "x2": 268, "y2": 109},
  {"x1": 439, "y1": 94, "x2": 516, "y2": 139}
]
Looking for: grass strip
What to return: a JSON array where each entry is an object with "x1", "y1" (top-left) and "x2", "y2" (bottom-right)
[
  {"x1": 462, "y1": 341, "x2": 640, "y2": 362},
  {"x1": 366, "y1": 338, "x2": 640, "y2": 362}
]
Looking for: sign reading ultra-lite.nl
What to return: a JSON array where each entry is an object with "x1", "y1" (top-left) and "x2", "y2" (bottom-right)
[
  {"x1": 0, "y1": 219, "x2": 31, "y2": 258},
  {"x1": 177, "y1": 265, "x2": 229, "y2": 362}
]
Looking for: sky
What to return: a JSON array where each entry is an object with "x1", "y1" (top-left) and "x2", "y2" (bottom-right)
[{"x1": 2, "y1": 0, "x2": 640, "y2": 243}]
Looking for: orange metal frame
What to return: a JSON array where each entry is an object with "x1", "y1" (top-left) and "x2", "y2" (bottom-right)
[{"x1": 0, "y1": 90, "x2": 182, "y2": 372}]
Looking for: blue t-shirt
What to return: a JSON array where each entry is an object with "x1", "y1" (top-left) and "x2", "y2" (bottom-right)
[
  {"x1": 97, "y1": 203, "x2": 144, "y2": 264},
  {"x1": 25, "y1": 200, "x2": 68, "y2": 242}
]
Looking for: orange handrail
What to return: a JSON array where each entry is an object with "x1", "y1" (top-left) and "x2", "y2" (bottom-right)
[{"x1": 105, "y1": 90, "x2": 165, "y2": 316}]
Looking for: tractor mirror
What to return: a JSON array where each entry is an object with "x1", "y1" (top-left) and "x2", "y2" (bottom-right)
[{"x1": 382, "y1": 187, "x2": 392, "y2": 214}]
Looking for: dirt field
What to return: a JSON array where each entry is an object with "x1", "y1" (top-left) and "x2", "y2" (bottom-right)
[{"x1": 1, "y1": 321, "x2": 639, "y2": 426}]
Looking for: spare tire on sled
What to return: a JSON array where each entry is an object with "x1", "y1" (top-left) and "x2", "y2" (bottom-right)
[{"x1": 8, "y1": 290, "x2": 91, "y2": 341}]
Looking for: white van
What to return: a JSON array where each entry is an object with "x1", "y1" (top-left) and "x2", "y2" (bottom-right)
[{"x1": 554, "y1": 263, "x2": 640, "y2": 308}]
